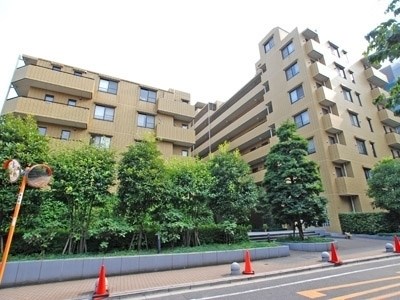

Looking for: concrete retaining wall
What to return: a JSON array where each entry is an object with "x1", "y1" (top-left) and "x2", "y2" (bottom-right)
[
  {"x1": 2, "y1": 246, "x2": 289, "y2": 287},
  {"x1": 284, "y1": 241, "x2": 335, "y2": 252}
]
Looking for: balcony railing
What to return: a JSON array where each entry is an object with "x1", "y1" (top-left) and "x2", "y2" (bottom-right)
[
  {"x1": 315, "y1": 86, "x2": 335, "y2": 106},
  {"x1": 328, "y1": 144, "x2": 353, "y2": 163},
  {"x1": 305, "y1": 39, "x2": 324, "y2": 60},
  {"x1": 377, "y1": 108, "x2": 400, "y2": 127},
  {"x1": 12, "y1": 65, "x2": 94, "y2": 98},
  {"x1": 310, "y1": 61, "x2": 333, "y2": 82},
  {"x1": 321, "y1": 113, "x2": 343, "y2": 134},
  {"x1": 385, "y1": 132, "x2": 400, "y2": 150},
  {"x1": 156, "y1": 124, "x2": 195, "y2": 147},
  {"x1": 335, "y1": 177, "x2": 359, "y2": 195},
  {"x1": 364, "y1": 67, "x2": 388, "y2": 89},
  {"x1": 157, "y1": 98, "x2": 195, "y2": 122},
  {"x1": 1, "y1": 97, "x2": 90, "y2": 129}
]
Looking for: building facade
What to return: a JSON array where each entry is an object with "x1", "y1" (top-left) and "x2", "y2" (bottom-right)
[
  {"x1": 1, "y1": 55, "x2": 196, "y2": 157},
  {"x1": 192, "y1": 27, "x2": 400, "y2": 232}
]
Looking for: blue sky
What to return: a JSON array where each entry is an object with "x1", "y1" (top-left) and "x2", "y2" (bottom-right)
[{"x1": 0, "y1": 0, "x2": 390, "y2": 108}]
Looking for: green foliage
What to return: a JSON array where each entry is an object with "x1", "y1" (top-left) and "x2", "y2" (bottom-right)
[
  {"x1": 367, "y1": 158, "x2": 400, "y2": 215},
  {"x1": 208, "y1": 142, "x2": 259, "y2": 225},
  {"x1": 263, "y1": 121, "x2": 327, "y2": 239},
  {"x1": 198, "y1": 223, "x2": 249, "y2": 244},
  {"x1": 365, "y1": 0, "x2": 400, "y2": 113},
  {"x1": 50, "y1": 145, "x2": 116, "y2": 254},
  {"x1": 117, "y1": 138, "x2": 165, "y2": 250},
  {"x1": 339, "y1": 212, "x2": 400, "y2": 234},
  {"x1": 0, "y1": 115, "x2": 50, "y2": 242}
]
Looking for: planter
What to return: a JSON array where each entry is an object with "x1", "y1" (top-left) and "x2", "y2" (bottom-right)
[{"x1": 283, "y1": 240, "x2": 336, "y2": 252}]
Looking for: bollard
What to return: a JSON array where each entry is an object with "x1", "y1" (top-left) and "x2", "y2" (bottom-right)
[
  {"x1": 230, "y1": 262, "x2": 241, "y2": 275},
  {"x1": 385, "y1": 243, "x2": 394, "y2": 253},
  {"x1": 321, "y1": 251, "x2": 330, "y2": 262}
]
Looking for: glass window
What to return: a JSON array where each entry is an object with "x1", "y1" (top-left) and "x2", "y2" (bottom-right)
[
  {"x1": 44, "y1": 94, "x2": 54, "y2": 102},
  {"x1": 328, "y1": 135, "x2": 338, "y2": 144},
  {"x1": 74, "y1": 70, "x2": 83, "y2": 76},
  {"x1": 307, "y1": 138, "x2": 316, "y2": 154},
  {"x1": 99, "y1": 79, "x2": 118, "y2": 94},
  {"x1": 68, "y1": 99, "x2": 77, "y2": 106},
  {"x1": 52, "y1": 65, "x2": 62, "y2": 71},
  {"x1": 38, "y1": 127, "x2": 47, "y2": 136},
  {"x1": 370, "y1": 142, "x2": 377, "y2": 157},
  {"x1": 355, "y1": 92, "x2": 362, "y2": 106},
  {"x1": 335, "y1": 64, "x2": 346, "y2": 78},
  {"x1": 281, "y1": 41, "x2": 294, "y2": 59},
  {"x1": 181, "y1": 150, "x2": 189, "y2": 157},
  {"x1": 138, "y1": 113, "x2": 155, "y2": 129},
  {"x1": 293, "y1": 110, "x2": 310, "y2": 128},
  {"x1": 94, "y1": 105, "x2": 115, "y2": 121},
  {"x1": 61, "y1": 130, "x2": 70, "y2": 140},
  {"x1": 349, "y1": 71, "x2": 355, "y2": 83},
  {"x1": 139, "y1": 88, "x2": 157, "y2": 103},
  {"x1": 349, "y1": 112, "x2": 360, "y2": 127},
  {"x1": 356, "y1": 138, "x2": 368, "y2": 155},
  {"x1": 367, "y1": 118, "x2": 373, "y2": 132},
  {"x1": 91, "y1": 135, "x2": 111, "y2": 149},
  {"x1": 342, "y1": 87, "x2": 352, "y2": 102},
  {"x1": 263, "y1": 37, "x2": 274, "y2": 53},
  {"x1": 335, "y1": 165, "x2": 345, "y2": 177},
  {"x1": 329, "y1": 42, "x2": 340, "y2": 57},
  {"x1": 289, "y1": 85, "x2": 304, "y2": 103},
  {"x1": 285, "y1": 62, "x2": 300, "y2": 80},
  {"x1": 182, "y1": 124, "x2": 188, "y2": 129},
  {"x1": 363, "y1": 168, "x2": 371, "y2": 180}
]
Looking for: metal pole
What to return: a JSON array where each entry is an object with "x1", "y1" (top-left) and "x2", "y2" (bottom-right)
[{"x1": 0, "y1": 173, "x2": 27, "y2": 284}]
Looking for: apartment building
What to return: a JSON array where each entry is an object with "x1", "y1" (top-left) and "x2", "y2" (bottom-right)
[
  {"x1": 1, "y1": 55, "x2": 196, "y2": 157},
  {"x1": 193, "y1": 27, "x2": 400, "y2": 232}
]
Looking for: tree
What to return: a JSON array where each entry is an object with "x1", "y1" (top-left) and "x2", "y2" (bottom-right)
[
  {"x1": 117, "y1": 137, "x2": 165, "y2": 251},
  {"x1": 367, "y1": 158, "x2": 400, "y2": 216},
  {"x1": 263, "y1": 121, "x2": 327, "y2": 240},
  {"x1": 163, "y1": 158, "x2": 213, "y2": 247},
  {"x1": 0, "y1": 115, "x2": 49, "y2": 252},
  {"x1": 365, "y1": 0, "x2": 400, "y2": 113},
  {"x1": 50, "y1": 145, "x2": 116, "y2": 254},
  {"x1": 208, "y1": 142, "x2": 259, "y2": 225}
]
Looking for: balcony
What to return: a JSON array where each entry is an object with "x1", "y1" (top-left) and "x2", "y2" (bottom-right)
[
  {"x1": 370, "y1": 87, "x2": 387, "y2": 100},
  {"x1": 305, "y1": 39, "x2": 324, "y2": 60},
  {"x1": 1, "y1": 97, "x2": 89, "y2": 128},
  {"x1": 251, "y1": 169, "x2": 265, "y2": 184},
  {"x1": 335, "y1": 177, "x2": 359, "y2": 196},
  {"x1": 242, "y1": 142, "x2": 276, "y2": 165},
  {"x1": 230, "y1": 122, "x2": 270, "y2": 150},
  {"x1": 157, "y1": 98, "x2": 195, "y2": 122},
  {"x1": 377, "y1": 108, "x2": 400, "y2": 127},
  {"x1": 385, "y1": 132, "x2": 400, "y2": 150},
  {"x1": 364, "y1": 67, "x2": 388, "y2": 88},
  {"x1": 328, "y1": 144, "x2": 353, "y2": 163},
  {"x1": 310, "y1": 61, "x2": 333, "y2": 82},
  {"x1": 315, "y1": 86, "x2": 335, "y2": 106},
  {"x1": 321, "y1": 113, "x2": 343, "y2": 134},
  {"x1": 12, "y1": 65, "x2": 94, "y2": 98},
  {"x1": 156, "y1": 124, "x2": 195, "y2": 147}
]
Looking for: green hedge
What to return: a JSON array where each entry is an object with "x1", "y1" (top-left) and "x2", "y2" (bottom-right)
[{"x1": 339, "y1": 212, "x2": 400, "y2": 234}]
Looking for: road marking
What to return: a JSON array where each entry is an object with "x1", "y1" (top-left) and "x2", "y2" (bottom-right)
[
  {"x1": 297, "y1": 275, "x2": 400, "y2": 299},
  {"x1": 190, "y1": 262, "x2": 400, "y2": 300},
  {"x1": 330, "y1": 283, "x2": 400, "y2": 300},
  {"x1": 297, "y1": 276, "x2": 400, "y2": 300},
  {"x1": 368, "y1": 289, "x2": 400, "y2": 299}
]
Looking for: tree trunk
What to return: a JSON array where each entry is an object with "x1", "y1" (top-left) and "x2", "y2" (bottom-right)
[{"x1": 296, "y1": 222, "x2": 304, "y2": 240}]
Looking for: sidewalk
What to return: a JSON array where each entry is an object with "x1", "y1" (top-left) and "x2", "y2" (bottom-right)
[{"x1": 1, "y1": 236, "x2": 397, "y2": 300}]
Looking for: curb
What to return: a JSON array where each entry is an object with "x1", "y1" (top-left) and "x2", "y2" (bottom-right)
[{"x1": 106, "y1": 253, "x2": 398, "y2": 299}]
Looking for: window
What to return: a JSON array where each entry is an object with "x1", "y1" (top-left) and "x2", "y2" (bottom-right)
[
  {"x1": 138, "y1": 113, "x2": 155, "y2": 129},
  {"x1": 335, "y1": 165, "x2": 346, "y2": 177},
  {"x1": 289, "y1": 85, "x2": 304, "y2": 104},
  {"x1": 99, "y1": 79, "x2": 118, "y2": 94},
  {"x1": 94, "y1": 105, "x2": 115, "y2": 121},
  {"x1": 181, "y1": 99, "x2": 190, "y2": 104},
  {"x1": 328, "y1": 135, "x2": 338, "y2": 144},
  {"x1": 342, "y1": 87, "x2": 352, "y2": 102},
  {"x1": 74, "y1": 70, "x2": 83, "y2": 76},
  {"x1": 363, "y1": 168, "x2": 371, "y2": 180},
  {"x1": 182, "y1": 124, "x2": 188, "y2": 129},
  {"x1": 356, "y1": 138, "x2": 367, "y2": 155},
  {"x1": 44, "y1": 94, "x2": 54, "y2": 103},
  {"x1": 281, "y1": 41, "x2": 294, "y2": 59},
  {"x1": 349, "y1": 112, "x2": 360, "y2": 127},
  {"x1": 91, "y1": 135, "x2": 111, "y2": 149},
  {"x1": 139, "y1": 88, "x2": 157, "y2": 103},
  {"x1": 52, "y1": 65, "x2": 62, "y2": 71},
  {"x1": 329, "y1": 42, "x2": 340, "y2": 57},
  {"x1": 349, "y1": 71, "x2": 355, "y2": 83},
  {"x1": 391, "y1": 148, "x2": 400, "y2": 159},
  {"x1": 181, "y1": 150, "x2": 189, "y2": 157},
  {"x1": 61, "y1": 130, "x2": 71, "y2": 140},
  {"x1": 370, "y1": 142, "x2": 377, "y2": 157},
  {"x1": 367, "y1": 118, "x2": 373, "y2": 132},
  {"x1": 355, "y1": 92, "x2": 362, "y2": 106},
  {"x1": 285, "y1": 62, "x2": 300, "y2": 80},
  {"x1": 38, "y1": 127, "x2": 47, "y2": 136},
  {"x1": 335, "y1": 63, "x2": 346, "y2": 78},
  {"x1": 263, "y1": 37, "x2": 274, "y2": 53},
  {"x1": 68, "y1": 99, "x2": 77, "y2": 106},
  {"x1": 307, "y1": 138, "x2": 316, "y2": 154},
  {"x1": 293, "y1": 110, "x2": 310, "y2": 128}
]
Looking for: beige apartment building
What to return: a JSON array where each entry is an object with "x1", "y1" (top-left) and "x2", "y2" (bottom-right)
[
  {"x1": 193, "y1": 27, "x2": 400, "y2": 232},
  {"x1": 1, "y1": 55, "x2": 196, "y2": 157}
]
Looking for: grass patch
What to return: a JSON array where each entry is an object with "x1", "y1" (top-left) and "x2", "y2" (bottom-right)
[{"x1": 8, "y1": 241, "x2": 279, "y2": 261}]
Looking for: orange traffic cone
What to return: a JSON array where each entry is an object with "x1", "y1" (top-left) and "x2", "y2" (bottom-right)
[
  {"x1": 329, "y1": 242, "x2": 342, "y2": 266},
  {"x1": 242, "y1": 250, "x2": 255, "y2": 275},
  {"x1": 394, "y1": 235, "x2": 400, "y2": 253},
  {"x1": 93, "y1": 265, "x2": 109, "y2": 299}
]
